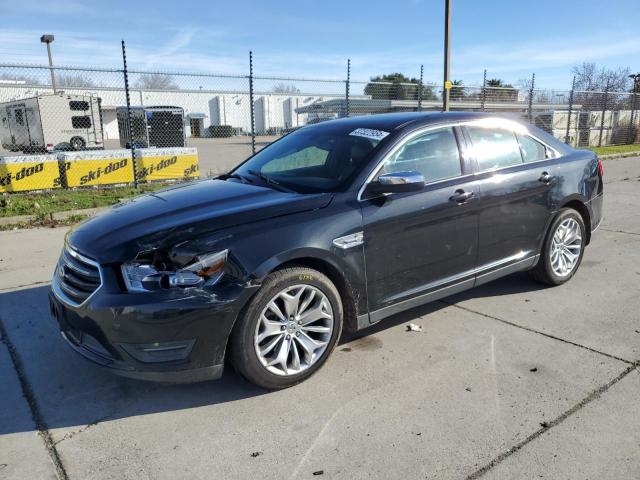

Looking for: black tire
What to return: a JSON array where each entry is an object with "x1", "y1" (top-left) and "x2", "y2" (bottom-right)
[
  {"x1": 529, "y1": 208, "x2": 586, "y2": 286},
  {"x1": 70, "y1": 136, "x2": 86, "y2": 151},
  {"x1": 230, "y1": 266, "x2": 343, "y2": 390}
]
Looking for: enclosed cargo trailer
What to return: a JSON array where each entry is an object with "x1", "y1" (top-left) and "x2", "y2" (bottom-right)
[
  {"x1": 116, "y1": 105, "x2": 186, "y2": 148},
  {"x1": 0, "y1": 93, "x2": 104, "y2": 153}
]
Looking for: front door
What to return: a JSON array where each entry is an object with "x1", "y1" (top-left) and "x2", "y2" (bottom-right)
[{"x1": 361, "y1": 126, "x2": 479, "y2": 316}]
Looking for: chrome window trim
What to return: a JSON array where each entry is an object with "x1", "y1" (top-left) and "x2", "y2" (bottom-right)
[
  {"x1": 357, "y1": 118, "x2": 561, "y2": 202},
  {"x1": 52, "y1": 244, "x2": 104, "y2": 308}
]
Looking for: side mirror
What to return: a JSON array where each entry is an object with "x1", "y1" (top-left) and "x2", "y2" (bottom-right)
[{"x1": 364, "y1": 171, "x2": 425, "y2": 197}]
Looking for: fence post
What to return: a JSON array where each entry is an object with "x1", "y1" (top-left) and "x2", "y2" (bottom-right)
[
  {"x1": 628, "y1": 83, "x2": 638, "y2": 145},
  {"x1": 481, "y1": 69, "x2": 487, "y2": 112},
  {"x1": 598, "y1": 84, "x2": 609, "y2": 147},
  {"x1": 528, "y1": 72, "x2": 535, "y2": 123},
  {"x1": 345, "y1": 58, "x2": 351, "y2": 118},
  {"x1": 565, "y1": 76, "x2": 575, "y2": 145},
  {"x1": 417, "y1": 64, "x2": 424, "y2": 112},
  {"x1": 121, "y1": 40, "x2": 138, "y2": 188},
  {"x1": 249, "y1": 51, "x2": 256, "y2": 155}
]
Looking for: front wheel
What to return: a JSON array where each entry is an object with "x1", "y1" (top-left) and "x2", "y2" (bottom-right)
[
  {"x1": 230, "y1": 266, "x2": 343, "y2": 390},
  {"x1": 530, "y1": 208, "x2": 586, "y2": 286}
]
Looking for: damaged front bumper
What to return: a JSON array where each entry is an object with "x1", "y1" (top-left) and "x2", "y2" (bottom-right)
[{"x1": 49, "y1": 270, "x2": 258, "y2": 383}]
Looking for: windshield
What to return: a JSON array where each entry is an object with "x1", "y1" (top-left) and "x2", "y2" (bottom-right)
[{"x1": 233, "y1": 124, "x2": 387, "y2": 193}]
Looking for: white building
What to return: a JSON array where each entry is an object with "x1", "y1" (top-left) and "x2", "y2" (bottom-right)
[{"x1": 0, "y1": 84, "x2": 350, "y2": 140}]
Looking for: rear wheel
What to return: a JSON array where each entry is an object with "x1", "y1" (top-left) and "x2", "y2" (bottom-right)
[
  {"x1": 230, "y1": 266, "x2": 343, "y2": 390},
  {"x1": 70, "y1": 136, "x2": 86, "y2": 151},
  {"x1": 530, "y1": 208, "x2": 586, "y2": 286}
]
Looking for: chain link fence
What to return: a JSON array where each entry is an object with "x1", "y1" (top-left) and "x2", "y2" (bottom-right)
[{"x1": 1, "y1": 48, "x2": 639, "y2": 193}]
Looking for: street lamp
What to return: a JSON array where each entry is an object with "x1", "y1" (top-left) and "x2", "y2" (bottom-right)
[{"x1": 40, "y1": 34, "x2": 56, "y2": 93}]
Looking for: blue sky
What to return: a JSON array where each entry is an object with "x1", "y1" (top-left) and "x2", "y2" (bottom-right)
[{"x1": 0, "y1": 0, "x2": 638, "y2": 88}]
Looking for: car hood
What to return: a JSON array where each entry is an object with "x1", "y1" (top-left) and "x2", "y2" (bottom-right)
[{"x1": 69, "y1": 179, "x2": 333, "y2": 263}]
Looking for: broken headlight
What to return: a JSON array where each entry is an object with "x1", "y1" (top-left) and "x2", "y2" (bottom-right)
[{"x1": 121, "y1": 249, "x2": 228, "y2": 292}]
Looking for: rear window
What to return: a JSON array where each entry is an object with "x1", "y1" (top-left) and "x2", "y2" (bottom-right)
[
  {"x1": 72, "y1": 116, "x2": 92, "y2": 129},
  {"x1": 467, "y1": 126, "x2": 523, "y2": 170},
  {"x1": 69, "y1": 101, "x2": 89, "y2": 111}
]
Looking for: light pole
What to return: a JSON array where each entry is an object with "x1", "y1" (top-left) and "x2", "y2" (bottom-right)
[
  {"x1": 40, "y1": 34, "x2": 56, "y2": 94},
  {"x1": 442, "y1": 0, "x2": 452, "y2": 111},
  {"x1": 628, "y1": 73, "x2": 639, "y2": 144}
]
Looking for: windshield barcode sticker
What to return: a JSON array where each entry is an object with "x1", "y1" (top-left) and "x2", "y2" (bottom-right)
[{"x1": 349, "y1": 128, "x2": 389, "y2": 141}]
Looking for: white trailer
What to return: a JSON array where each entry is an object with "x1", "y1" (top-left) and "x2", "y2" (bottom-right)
[{"x1": 0, "y1": 93, "x2": 104, "y2": 153}]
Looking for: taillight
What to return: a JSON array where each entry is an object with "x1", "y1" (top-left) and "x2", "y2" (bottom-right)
[{"x1": 597, "y1": 157, "x2": 604, "y2": 177}]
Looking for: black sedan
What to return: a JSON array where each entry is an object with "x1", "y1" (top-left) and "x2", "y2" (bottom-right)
[{"x1": 49, "y1": 112, "x2": 604, "y2": 389}]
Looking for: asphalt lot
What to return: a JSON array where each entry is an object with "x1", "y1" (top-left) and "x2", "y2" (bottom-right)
[{"x1": 1, "y1": 157, "x2": 639, "y2": 480}]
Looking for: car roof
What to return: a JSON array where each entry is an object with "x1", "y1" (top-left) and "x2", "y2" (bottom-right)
[
  {"x1": 303, "y1": 111, "x2": 501, "y2": 134},
  {"x1": 299, "y1": 111, "x2": 573, "y2": 153}
]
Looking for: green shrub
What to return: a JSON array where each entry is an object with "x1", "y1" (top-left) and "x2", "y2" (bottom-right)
[{"x1": 209, "y1": 125, "x2": 235, "y2": 138}]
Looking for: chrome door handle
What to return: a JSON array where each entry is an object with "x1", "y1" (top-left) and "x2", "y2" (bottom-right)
[
  {"x1": 538, "y1": 171, "x2": 553, "y2": 184},
  {"x1": 449, "y1": 189, "x2": 474, "y2": 204}
]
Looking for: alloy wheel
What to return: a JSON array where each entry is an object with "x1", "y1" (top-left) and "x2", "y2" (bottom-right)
[
  {"x1": 550, "y1": 218, "x2": 582, "y2": 277},
  {"x1": 254, "y1": 284, "x2": 334, "y2": 376}
]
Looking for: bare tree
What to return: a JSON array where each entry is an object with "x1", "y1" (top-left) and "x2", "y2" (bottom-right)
[
  {"x1": 56, "y1": 74, "x2": 97, "y2": 88},
  {"x1": 571, "y1": 62, "x2": 631, "y2": 92},
  {"x1": 272, "y1": 83, "x2": 300, "y2": 94},
  {"x1": 134, "y1": 73, "x2": 179, "y2": 90}
]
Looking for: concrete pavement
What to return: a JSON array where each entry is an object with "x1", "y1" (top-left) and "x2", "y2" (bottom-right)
[{"x1": 0, "y1": 157, "x2": 638, "y2": 480}]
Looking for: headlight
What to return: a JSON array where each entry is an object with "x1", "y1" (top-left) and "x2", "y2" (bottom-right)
[{"x1": 121, "y1": 249, "x2": 228, "y2": 292}]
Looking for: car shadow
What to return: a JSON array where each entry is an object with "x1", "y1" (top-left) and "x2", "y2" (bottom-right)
[
  {"x1": 0, "y1": 285, "x2": 267, "y2": 436},
  {"x1": 0, "y1": 272, "x2": 546, "y2": 436}
]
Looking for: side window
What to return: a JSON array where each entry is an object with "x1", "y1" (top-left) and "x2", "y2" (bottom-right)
[
  {"x1": 467, "y1": 126, "x2": 522, "y2": 170},
  {"x1": 380, "y1": 127, "x2": 462, "y2": 183},
  {"x1": 15, "y1": 109, "x2": 24, "y2": 125},
  {"x1": 69, "y1": 101, "x2": 89, "y2": 111},
  {"x1": 517, "y1": 134, "x2": 547, "y2": 162},
  {"x1": 72, "y1": 116, "x2": 92, "y2": 129}
]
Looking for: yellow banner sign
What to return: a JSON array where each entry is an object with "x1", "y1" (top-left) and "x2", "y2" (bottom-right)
[
  {"x1": 61, "y1": 150, "x2": 134, "y2": 187},
  {"x1": 0, "y1": 155, "x2": 62, "y2": 193},
  {"x1": 135, "y1": 148, "x2": 199, "y2": 181}
]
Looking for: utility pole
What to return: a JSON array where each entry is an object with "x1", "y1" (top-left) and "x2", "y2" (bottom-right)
[
  {"x1": 442, "y1": 0, "x2": 452, "y2": 111},
  {"x1": 40, "y1": 34, "x2": 56, "y2": 93}
]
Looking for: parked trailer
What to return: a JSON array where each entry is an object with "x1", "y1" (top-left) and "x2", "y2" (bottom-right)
[
  {"x1": 116, "y1": 106, "x2": 186, "y2": 148},
  {"x1": 0, "y1": 93, "x2": 104, "y2": 153}
]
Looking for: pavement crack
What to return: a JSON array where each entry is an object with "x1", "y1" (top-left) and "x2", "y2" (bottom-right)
[
  {"x1": 439, "y1": 300, "x2": 634, "y2": 365},
  {"x1": 465, "y1": 363, "x2": 638, "y2": 479},
  {"x1": 0, "y1": 280, "x2": 51, "y2": 292},
  {"x1": 53, "y1": 419, "x2": 102, "y2": 446},
  {"x1": 600, "y1": 228, "x2": 640, "y2": 237},
  {"x1": 0, "y1": 316, "x2": 69, "y2": 480}
]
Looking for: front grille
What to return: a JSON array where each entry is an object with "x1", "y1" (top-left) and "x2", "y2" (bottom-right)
[{"x1": 55, "y1": 246, "x2": 102, "y2": 305}]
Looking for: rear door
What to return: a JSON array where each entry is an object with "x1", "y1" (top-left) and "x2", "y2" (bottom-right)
[
  {"x1": 462, "y1": 123, "x2": 555, "y2": 271},
  {"x1": 7, "y1": 105, "x2": 31, "y2": 147},
  {"x1": 361, "y1": 126, "x2": 480, "y2": 316}
]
